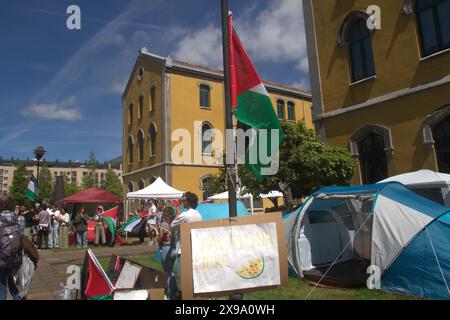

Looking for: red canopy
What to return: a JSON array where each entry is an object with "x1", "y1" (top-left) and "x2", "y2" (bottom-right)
[{"x1": 62, "y1": 188, "x2": 121, "y2": 205}]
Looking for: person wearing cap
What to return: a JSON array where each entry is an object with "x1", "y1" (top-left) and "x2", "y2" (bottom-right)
[{"x1": 94, "y1": 206, "x2": 106, "y2": 247}]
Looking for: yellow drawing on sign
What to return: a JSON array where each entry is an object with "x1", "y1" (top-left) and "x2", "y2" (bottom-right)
[{"x1": 235, "y1": 256, "x2": 265, "y2": 279}]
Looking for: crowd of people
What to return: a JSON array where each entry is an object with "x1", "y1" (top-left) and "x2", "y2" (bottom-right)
[
  {"x1": 6, "y1": 202, "x2": 111, "y2": 251},
  {"x1": 1, "y1": 190, "x2": 202, "y2": 300}
]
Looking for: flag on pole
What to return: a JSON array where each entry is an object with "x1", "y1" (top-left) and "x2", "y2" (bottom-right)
[
  {"x1": 25, "y1": 176, "x2": 38, "y2": 202},
  {"x1": 101, "y1": 206, "x2": 124, "y2": 245},
  {"x1": 119, "y1": 211, "x2": 148, "y2": 234},
  {"x1": 81, "y1": 249, "x2": 114, "y2": 300},
  {"x1": 228, "y1": 14, "x2": 285, "y2": 181}
]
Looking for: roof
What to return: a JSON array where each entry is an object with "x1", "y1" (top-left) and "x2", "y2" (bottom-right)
[
  {"x1": 62, "y1": 188, "x2": 121, "y2": 204},
  {"x1": 126, "y1": 177, "x2": 184, "y2": 199},
  {"x1": 123, "y1": 49, "x2": 311, "y2": 99}
]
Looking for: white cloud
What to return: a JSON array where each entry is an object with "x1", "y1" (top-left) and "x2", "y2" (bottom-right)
[
  {"x1": 111, "y1": 79, "x2": 127, "y2": 94},
  {"x1": 297, "y1": 57, "x2": 309, "y2": 72},
  {"x1": 21, "y1": 96, "x2": 83, "y2": 121},
  {"x1": 171, "y1": 0, "x2": 308, "y2": 74},
  {"x1": 235, "y1": 0, "x2": 307, "y2": 64},
  {"x1": 172, "y1": 24, "x2": 223, "y2": 68}
]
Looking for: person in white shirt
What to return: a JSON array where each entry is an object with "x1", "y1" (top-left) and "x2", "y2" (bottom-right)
[
  {"x1": 169, "y1": 192, "x2": 201, "y2": 300},
  {"x1": 57, "y1": 208, "x2": 70, "y2": 249},
  {"x1": 47, "y1": 203, "x2": 60, "y2": 249},
  {"x1": 170, "y1": 192, "x2": 202, "y2": 233}
]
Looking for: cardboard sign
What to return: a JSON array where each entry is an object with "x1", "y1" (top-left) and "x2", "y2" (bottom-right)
[
  {"x1": 115, "y1": 261, "x2": 142, "y2": 289},
  {"x1": 180, "y1": 213, "x2": 287, "y2": 299}
]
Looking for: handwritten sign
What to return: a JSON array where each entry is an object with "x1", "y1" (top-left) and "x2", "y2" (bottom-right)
[
  {"x1": 180, "y1": 214, "x2": 287, "y2": 299},
  {"x1": 191, "y1": 223, "x2": 280, "y2": 293}
]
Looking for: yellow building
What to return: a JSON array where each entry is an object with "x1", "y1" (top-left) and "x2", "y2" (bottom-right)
[
  {"x1": 303, "y1": 0, "x2": 450, "y2": 184},
  {"x1": 122, "y1": 48, "x2": 313, "y2": 202}
]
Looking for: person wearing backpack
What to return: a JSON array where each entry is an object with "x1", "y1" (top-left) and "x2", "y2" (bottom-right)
[{"x1": 0, "y1": 195, "x2": 22, "y2": 300}]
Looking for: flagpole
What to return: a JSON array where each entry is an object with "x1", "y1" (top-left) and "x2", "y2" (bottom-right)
[{"x1": 221, "y1": 0, "x2": 238, "y2": 219}]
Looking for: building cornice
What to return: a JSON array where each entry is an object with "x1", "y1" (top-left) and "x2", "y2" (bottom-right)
[{"x1": 315, "y1": 75, "x2": 450, "y2": 121}]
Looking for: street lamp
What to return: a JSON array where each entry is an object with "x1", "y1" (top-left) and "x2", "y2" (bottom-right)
[{"x1": 34, "y1": 146, "x2": 46, "y2": 178}]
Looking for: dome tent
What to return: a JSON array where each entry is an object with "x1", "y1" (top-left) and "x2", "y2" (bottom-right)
[
  {"x1": 378, "y1": 169, "x2": 450, "y2": 206},
  {"x1": 284, "y1": 182, "x2": 450, "y2": 299}
]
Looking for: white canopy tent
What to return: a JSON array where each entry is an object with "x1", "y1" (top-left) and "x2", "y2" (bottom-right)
[
  {"x1": 124, "y1": 177, "x2": 185, "y2": 234},
  {"x1": 126, "y1": 177, "x2": 184, "y2": 199},
  {"x1": 259, "y1": 190, "x2": 283, "y2": 198},
  {"x1": 207, "y1": 190, "x2": 254, "y2": 214},
  {"x1": 378, "y1": 169, "x2": 450, "y2": 206}
]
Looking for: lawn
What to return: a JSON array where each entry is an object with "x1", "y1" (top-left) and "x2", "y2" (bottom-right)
[{"x1": 86, "y1": 253, "x2": 414, "y2": 300}]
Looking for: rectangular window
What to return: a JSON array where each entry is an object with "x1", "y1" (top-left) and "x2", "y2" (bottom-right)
[
  {"x1": 277, "y1": 100, "x2": 285, "y2": 120},
  {"x1": 437, "y1": 0, "x2": 450, "y2": 48},
  {"x1": 287, "y1": 102, "x2": 296, "y2": 121},
  {"x1": 150, "y1": 86, "x2": 156, "y2": 112},
  {"x1": 199, "y1": 84, "x2": 211, "y2": 108},
  {"x1": 418, "y1": 8, "x2": 440, "y2": 56}
]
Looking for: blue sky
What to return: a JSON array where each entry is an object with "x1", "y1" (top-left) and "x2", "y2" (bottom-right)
[{"x1": 0, "y1": 0, "x2": 309, "y2": 162}]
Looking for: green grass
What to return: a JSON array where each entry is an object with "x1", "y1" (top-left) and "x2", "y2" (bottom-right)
[{"x1": 79, "y1": 253, "x2": 414, "y2": 300}]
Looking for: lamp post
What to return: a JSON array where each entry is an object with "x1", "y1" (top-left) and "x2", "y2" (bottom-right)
[{"x1": 34, "y1": 146, "x2": 46, "y2": 179}]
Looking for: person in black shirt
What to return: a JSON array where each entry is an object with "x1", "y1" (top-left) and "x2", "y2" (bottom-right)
[{"x1": 20, "y1": 206, "x2": 34, "y2": 242}]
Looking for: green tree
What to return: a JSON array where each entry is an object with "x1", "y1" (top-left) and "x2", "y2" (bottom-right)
[
  {"x1": 104, "y1": 168, "x2": 122, "y2": 197},
  {"x1": 37, "y1": 164, "x2": 53, "y2": 201},
  {"x1": 9, "y1": 162, "x2": 28, "y2": 205},
  {"x1": 207, "y1": 121, "x2": 356, "y2": 211},
  {"x1": 63, "y1": 175, "x2": 80, "y2": 197},
  {"x1": 81, "y1": 150, "x2": 97, "y2": 189}
]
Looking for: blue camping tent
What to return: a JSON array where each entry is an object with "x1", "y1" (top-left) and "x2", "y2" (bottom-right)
[
  {"x1": 284, "y1": 182, "x2": 450, "y2": 299},
  {"x1": 196, "y1": 200, "x2": 249, "y2": 220}
]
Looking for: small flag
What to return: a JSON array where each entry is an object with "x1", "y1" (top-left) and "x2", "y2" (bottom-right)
[
  {"x1": 25, "y1": 176, "x2": 38, "y2": 202},
  {"x1": 81, "y1": 249, "x2": 114, "y2": 300},
  {"x1": 228, "y1": 14, "x2": 285, "y2": 181}
]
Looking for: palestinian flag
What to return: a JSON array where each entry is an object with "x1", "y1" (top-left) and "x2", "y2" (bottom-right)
[
  {"x1": 119, "y1": 211, "x2": 148, "y2": 234},
  {"x1": 101, "y1": 206, "x2": 124, "y2": 246},
  {"x1": 228, "y1": 14, "x2": 285, "y2": 181},
  {"x1": 80, "y1": 249, "x2": 114, "y2": 300},
  {"x1": 25, "y1": 176, "x2": 38, "y2": 202}
]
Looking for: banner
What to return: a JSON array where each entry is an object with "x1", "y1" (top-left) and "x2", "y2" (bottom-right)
[{"x1": 191, "y1": 223, "x2": 280, "y2": 294}]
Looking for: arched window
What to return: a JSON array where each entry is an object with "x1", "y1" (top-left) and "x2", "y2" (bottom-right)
[
  {"x1": 149, "y1": 176, "x2": 157, "y2": 184},
  {"x1": 358, "y1": 133, "x2": 388, "y2": 184},
  {"x1": 348, "y1": 18, "x2": 376, "y2": 82},
  {"x1": 201, "y1": 175, "x2": 213, "y2": 201},
  {"x1": 138, "y1": 179, "x2": 145, "y2": 190},
  {"x1": 433, "y1": 116, "x2": 450, "y2": 173},
  {"x1": 128, "y1": 103, "x2": 133, "y2": 125},
  {"x1": 138, "y1": 95, "x2": 144, "y2": 119},
  {"x1": 128, "y1": 135, "x2": 134, "y2": 164},
  {"x1": 149, "y1": 123, "x2": 157, "y2": 156},
  {"x1": 128, "y1": 182, "x2": 134, "y2": 193},
  {"x1": 201, "y1": 122, "x2": 213, "y2": 155},
  {"x1": 137, "y1": 130, "x2": 144, "y2": 162},
  {"x1": 350, "y1": 124, "x2": 393, "y2": 184},
  {"x1": 416, "y1": 0, "x2": 450, "y2": 57},
  {"x1": 287, "y1": 101, "x2": 296, "y2": 121},
  {"x1": 277, "y1": 100, "x2": 285, "y2": 120},
  {"x1": 199, "y1": 84, "x2": 211, "y2": 108}
]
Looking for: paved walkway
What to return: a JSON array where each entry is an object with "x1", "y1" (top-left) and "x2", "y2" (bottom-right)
[{"x1": 25, "y1": 243, "x2": 156, "y2": 300}]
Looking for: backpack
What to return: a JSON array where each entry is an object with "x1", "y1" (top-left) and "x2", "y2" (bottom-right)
[{"x1": 0, "y1": 214, "x2": 23, "y2": 268}]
